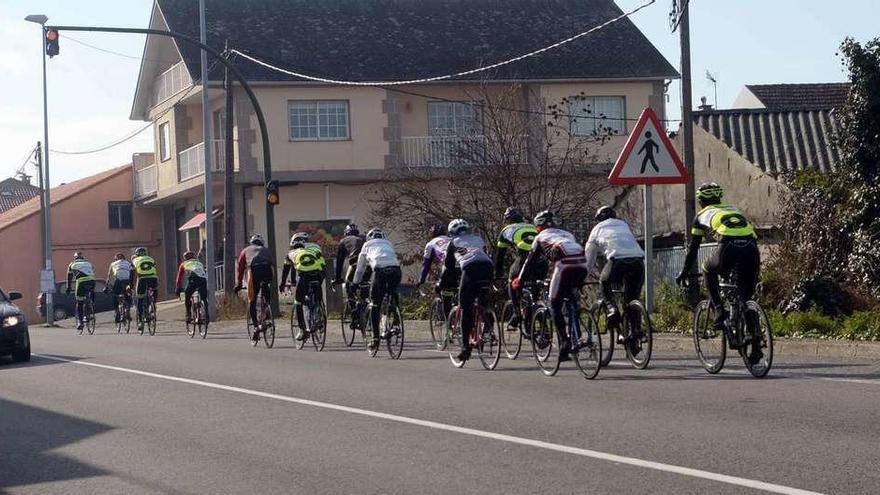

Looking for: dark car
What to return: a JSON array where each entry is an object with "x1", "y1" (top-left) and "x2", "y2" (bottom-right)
[
  {"x1": 0, "y1": 288, "x2": 30, "y2": 362},
  {"x1": 37, "y1": 280, "x2": 115, "y2": 321}
]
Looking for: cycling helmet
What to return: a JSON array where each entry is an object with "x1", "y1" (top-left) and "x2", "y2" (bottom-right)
[
  {"x1": 533, "y1": 210, "x2": 556, "y2": 228},
  {"x1": 366, "y1": 228, "x2": 385, "y2": 240},
  {"x1": 290, "y1": 232, "x2": 309, "y2": 245},
  {"x1": 696, "y1": 182, "x2": 724, "y2": 206},
  {"x1": 503, "y1": 207, "x2": 525, "y2": 223},
  {"x1": 134, "y1": 247, "x2": 148, "y2": 257},
  {"x1": 183, "y1": 251, "x2": 196, "y2": 261},
  {"x1": 429, "y1": 224, "x2": 446, "y2": 239},
  {"x1": 249, "y1": 234, "x2": 265, "y2": 246},
  {"x1": 447, "y1": 219, "x2": 470, "y2": 236},
  {"x1": 73, "y1": 251, "x2": 84, "y2": 260},
  {"x1": 114, "y1": 252, "x2": 125, "y2": 260},
  {"x1": 344, "y1": 224, "x2": 360, "y2": 236},
  {"x1": 595, "y1": 206, "x2": 617, "y2": 222}
]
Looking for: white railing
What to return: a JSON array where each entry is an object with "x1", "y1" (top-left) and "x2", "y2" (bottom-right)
[
  {"x1": 401, "y1": 136, "x2": 487, "y2": 168},
  {"x1": 214, "y1": 263, "x2": 224, "y2": 293},
  {"x1": 178, "y1": 140, "x2": 226, "y2": 182},
  {"x1": 134, "y1": 164, "x2": 158, "y2": 199},
  {"x1": 153, "y1": 61, "x2": 192, "y2": 106}
]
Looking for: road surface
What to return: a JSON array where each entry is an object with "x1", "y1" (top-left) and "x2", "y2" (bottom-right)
[{"x1": 1, "y1": 317, "x2": 878, "y2": 494}]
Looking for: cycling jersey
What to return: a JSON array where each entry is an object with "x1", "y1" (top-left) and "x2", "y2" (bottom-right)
[
  {"x1": 175, "y1": 259, "x2": 207, "y2": 291},
  {"x1": 418, "y1": 235, "x2": 451, "y2": 284},
  {"x1": 584, "y1": 218, "x2": 645, "y2": 272},
  {"x1": 132, "y1": 255, "x2": 158, "y2": 279},
  {"x1": 496, "y1": 222, "x2": 538, "y2": 252},
  {"x1": 285, "y1": 247, "x2": 325, "y2": 273},
  {"x1": 445, "y1": 233, "x2": 491, "y2": 270},
  {"x1": 691, "y1": 204, "x2": 757, "y2": 240},
  {"x1": 335, "y1": 234, "x2": 365, "y2": 280},
  {"x1": 353, "y1": 239, "x2": 400, "y2": 285},
  {"x1": 529, "y1": 228, "x2": 584, "y2": 263},
  {"x1": 67, "y1": 260, "x2": 96, "y2": 282},
  {"x1": 107, "y1": 259, "x2": 133, "y2": 283}
]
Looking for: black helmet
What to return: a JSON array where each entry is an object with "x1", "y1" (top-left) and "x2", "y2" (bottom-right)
[
  {"x1": 696, "y1": 182, "x2": 724, "y2": 206},
  {"x1": 533, "y1": 210, "x2": 555, "y2": 228},
  {"x1": 73, "y1": 251, "x2": 84, "y2": 260},
  {"x1": 429, "y1": 224, "x2": 446, "y2": 238},
  {"x1": 249, "y1": 234, "x2": 265, "y2": 246},
  {"x1": 344, "y1": 224, "x2": 359, "y2": 236},
  {"x1": 367, "y1": 228, "x2": 385, "y2": 240},
  {"x1": 503, "y1": 207, "x2": 524, "y2": 223},
  {"x1": 595, "y1": 206, "x2": 617, "y2": 222}
]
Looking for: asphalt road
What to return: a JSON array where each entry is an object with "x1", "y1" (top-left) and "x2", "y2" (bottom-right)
[{"x1": 1, "y1": 314, "x2": 879, "y2": 495}]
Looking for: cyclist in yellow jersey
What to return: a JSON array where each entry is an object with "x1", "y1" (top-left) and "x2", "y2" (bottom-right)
[
  {"x1": 493, "y1": 207, "x2": 547, "y2": 327},
  {"x1": 676, "y1": 183, "x2": 760, "y2": 332},
  {"x1": 280, "y1": 232, "x2": 326, "y2": 339},
  {"x1": 66, "y1": 252, "x2": 96, "y2": 331},
  {"x1": 131, "y1": 246, "x2": 159, "y2": 331}
]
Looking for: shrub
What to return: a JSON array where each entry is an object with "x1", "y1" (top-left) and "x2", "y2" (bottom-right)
[
  {"x1": 652, "y1": 284, "x2": 692, "y2": 334},
  {"x1": 840, "y1": 311, "x2": 880, "y2": 341},
  {"x1": 215, "y1": 292, "x2": 248, "y2": 321}
]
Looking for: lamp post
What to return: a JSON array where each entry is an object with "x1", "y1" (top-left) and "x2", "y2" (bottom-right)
[{"x1": 25, "y1": 14, "x2": 56, "y2": 326}]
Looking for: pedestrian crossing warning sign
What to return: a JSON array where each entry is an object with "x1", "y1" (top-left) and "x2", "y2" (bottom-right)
[{"x1": 608, "y1": 107, "x2": 688, "y2": 186}]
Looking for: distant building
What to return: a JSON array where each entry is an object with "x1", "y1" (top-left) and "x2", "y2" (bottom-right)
[{"x1": 0, "y1": 177, "x2": 41, "y2": 214}]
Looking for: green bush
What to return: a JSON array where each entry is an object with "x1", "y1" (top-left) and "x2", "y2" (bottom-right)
[
  {"x1": 840, "y1": 311, "x2": 880, "y2": 341},
  {"x1": 782, "y1": 309, "x2": 839, "y2": 339},
  {"x1": 652, "y1": 284, "x2": 693, "y2": 334}
]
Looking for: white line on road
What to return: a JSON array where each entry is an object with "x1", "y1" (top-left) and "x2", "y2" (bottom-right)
[
  {"x1": 820, "y1": 377, "x2": 880, "y2": 386},
  {"x1": 34, "y1": 353, "x2": 824, "y2": 495}
]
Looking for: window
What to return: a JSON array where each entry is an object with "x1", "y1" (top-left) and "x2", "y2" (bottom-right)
[
  {"x1": 108, "y1": 202, "x2": 133, "y2": 229},
  {"x1": 568, "y1": 96, "x2": 626, "y2": 136},
  {"x1": 288, "y1": 101, "x2": 350, "y2": 140},
  {"x1": 159, "y1": 122, "x2": 171, "y2": 161},
  {"x1": 428, "y1": 102, "x2": 480, "y2": 136}
]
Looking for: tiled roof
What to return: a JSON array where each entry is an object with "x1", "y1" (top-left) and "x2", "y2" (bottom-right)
[
  {"x1": 694, "y1": 109, "x2": 840, "y2": 175},
  {"x1": 156, "y1": 0, "x2": 678, "y2": 83},
  {"x1": 745, "y1": 83, "x2": 850, "y2": 111},
  {"x1": 0, "y1": 166, "x2": 129, "y2": 232},
  {"x1": 0, "y1": 178, "x2": 41, "y2": 214}
]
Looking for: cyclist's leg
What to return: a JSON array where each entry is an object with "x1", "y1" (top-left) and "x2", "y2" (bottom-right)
[
  {"x1": 548, "y1": 264, "x2": 569, "y2": 346},
  {"x1": 736, "y1": 241, "x2": 760, "y2": 302},
  {"x1": 386, "y1": 266, "x2": 402, "y2": 325},
  {"x1": 368, "y1": 269, "x2": 385, "y2": 341},
  {"x1": 294, "y1": 272, "x2": 307, "y2": 331},
  {"x1": 507, "y1": 257, "x2": 523, "y2": 319},
  {"x1": 184, "y1": 281, "x2": 196, "y2": 321},
  {"x1": 622, "y1": 258, "x2": 646, "y2": 331},
  {"x1": 247, "y1": 268, "x2": 259, "y2": 329},
  {"x1": 600, "y1": 260, "x2": 623, "y2": 323},
  {"x1": 703, "y1": 244, "x2": 729, "y2": 327},
  {"x1": 459, "y1": 263, "x2": 490, "y2": 349}
]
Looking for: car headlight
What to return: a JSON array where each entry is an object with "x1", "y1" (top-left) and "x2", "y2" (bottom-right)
[{"x1": 2, "y1": 316, "x2": 20, "y2": 328}]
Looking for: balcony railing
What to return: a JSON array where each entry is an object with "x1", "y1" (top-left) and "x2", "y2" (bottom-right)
[
  {"x1": 401, "y1": 136, "x2": 488, "y2": 168},
  {"x1": 178, "y1": 140, "x2": 226, "y2": 182},
  {"x1": 153, "y1": 61, "x2": 192, "y2": 106},
  {"x1": 134, "y1": 164, "x2": 158, "y2": 199}
]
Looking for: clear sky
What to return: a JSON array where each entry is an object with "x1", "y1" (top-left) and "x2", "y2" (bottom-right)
[{"x1": 1, "y1": 0, "x2": 876, "y2": 186}]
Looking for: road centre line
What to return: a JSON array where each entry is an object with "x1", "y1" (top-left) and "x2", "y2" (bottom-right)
[{"x1": 34, "y1": 354, "x2": 824, "y2": 495}]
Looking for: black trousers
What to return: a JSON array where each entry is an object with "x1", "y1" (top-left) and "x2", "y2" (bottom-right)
[
  {"x1": 600, "y1": 258, "x2": 644, "y2": 306},
  {"x1": 370, "y1": 266, "x2": 402, "y2": 339},
  {"x1": 249, "y1": 264, "x2": 273, "y2": 329},
  {"x1": 459, "y1": 260, "x2": 493, "y2": 349},
  {"x1": 704, "y1": 238, "x2": 760, "y2": 308},
  {"x1": 294, "y1": 271, "x2": 325, "y2": 330},
  {"x1": 184, "y1": 276, "x2": 208, "y2": 321},
  {"x1": 549, "y1": 261, "x2": 589, "y2": 346}
]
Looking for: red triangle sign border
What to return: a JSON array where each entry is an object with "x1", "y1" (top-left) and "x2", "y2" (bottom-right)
[{"x1": 608, "y1": 107, "x2": 688, "y2": 186}]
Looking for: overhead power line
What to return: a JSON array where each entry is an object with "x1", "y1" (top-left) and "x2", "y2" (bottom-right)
[{"x1": 64, "y1": 34, "x2": 182, "y2": 65}]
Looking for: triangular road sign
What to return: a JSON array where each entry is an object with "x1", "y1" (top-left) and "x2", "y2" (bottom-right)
[{"x1": 609, "y1": 107, "x2": 688, "y2": 185}]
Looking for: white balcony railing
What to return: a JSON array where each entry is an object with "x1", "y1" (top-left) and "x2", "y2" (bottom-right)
[
  {"x1": 401, "y1": 136, "x2": 487, "y2": 168},
  {"x1": 134, "y1": 164, "x2": 158, "y2": 199},
  {"x1": 153, "y1": 61, "x2": 192, "y2": 106},
  {"x1": 178, "y1": 140, "x2": 226, "y2": 182}
]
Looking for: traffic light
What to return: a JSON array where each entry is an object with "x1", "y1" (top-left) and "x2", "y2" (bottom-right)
[
  {"x1": 45, "y1": 29, "x2": 60, "y2": 57},
  {"x1": 266, "y1": 180, "x2": 280, "y2": 205}
]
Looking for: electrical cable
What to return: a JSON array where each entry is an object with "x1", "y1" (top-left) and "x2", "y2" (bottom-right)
[{"x1": 64, "y1": 34, "x2": 181, "y2": 64}]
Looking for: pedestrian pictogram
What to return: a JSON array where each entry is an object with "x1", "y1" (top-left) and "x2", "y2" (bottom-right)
[{"x1": 609, "y1": 107, "x2": 687, "y2": 185}]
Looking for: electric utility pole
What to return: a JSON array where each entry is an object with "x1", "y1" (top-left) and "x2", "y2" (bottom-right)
[{"x1": 199, "y1": 0, "x2": 217, "y2": 317}]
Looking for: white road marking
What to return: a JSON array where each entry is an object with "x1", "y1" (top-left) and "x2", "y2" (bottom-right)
[
  {"x1": 34, "y1": 353, "x2": 824, "y2": 495},
  {"x1": 820, "y1": 377, "x2": 880, "y2": 386}
]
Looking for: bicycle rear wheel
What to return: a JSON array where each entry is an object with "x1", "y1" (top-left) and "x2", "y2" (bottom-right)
[
  {"x1": 147, "y1": 299, "x2": 157, "y2": 336},
  {"x1": 573, "y1": 308, "x2": 601, "y2": 379},
  {"x1": 693, "y1": 300, "x2": 726, "y2": 374},
  {"x1": 742, "y1": 301, "x2": 773, "y2": 378},
  {"x1": 86, "y1": 301, "x2": 96, "y2": 335},
  {"x1": 309, "y1": 302, "x2": 327, "y2": 352},
  {"x1": 592, "y1": 303, "x2": 614, "y2": 367},
  {"x1": 341, "y1": 299, "x2": 355, "y2": 347},
  {"x1": 499, "y1": 301, "x2": 523, "y2": 360},
  {"x1": 477, "y1": 308, "x2": 500, "y2": 370},
  {"x1": 116, "y1": 302, "x2": 123, "y2": 334},
  {"x1": 624, "y1": 300, "x2": 653, "y2": 369},
  {"x1": 531, "y1": 307, "x2": 559, "y2": 376},
  {"x1": 263, "y1": 305, "x2": 276, "y2": 348},
  {"x1": 429, "y1": 298, "x2": 448, "y2": 351},
  {"x1": 186, "y1": 300, "x2": 196, "y2": 338},
  {"x1": 385, "y1": 302, "x2": 404, "y2": 360},
  {"x1": 198, "y1": 304, "x2": 208, "y2": 339}
]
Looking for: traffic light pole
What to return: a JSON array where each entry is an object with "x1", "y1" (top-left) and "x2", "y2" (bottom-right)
[
  {"x1": 47, "y1": 24, "x2": 279, "y2": 313},
  {"x1": 39, "y1": 26, "x2": 56, "y2": 326}
]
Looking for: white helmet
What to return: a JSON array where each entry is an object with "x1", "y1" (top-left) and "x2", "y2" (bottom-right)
[
  {"x1": 366, "y1": 228, "x2": 385, "y2": 240},
  {"x1": 448, "y1": 219, "x2": 470, "y2": 236},
  {"x1": 249, "y1": 234, "x2": 265, "y2": 246},
  {"x1": 290, "y1": 232, "x2": 309, "y2": 247}
]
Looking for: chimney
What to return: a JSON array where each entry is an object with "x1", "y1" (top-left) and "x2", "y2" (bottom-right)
[{"x1": 698, "y1": 96, "x2": 714, "y2": 111}]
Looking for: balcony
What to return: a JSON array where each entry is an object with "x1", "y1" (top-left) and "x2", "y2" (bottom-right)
[
  {"x1": 178, "y1": 140, "x2": 226, "y2": 182},
  {"x1": 153, "y1": 61, "x2": 192, "y2": 107},
  {"x1": 134, "y1": 164, "x2": 158, "y2": 200},
  {"x1": 400, "y1": 135, "x2": 531, "y2": 168}
]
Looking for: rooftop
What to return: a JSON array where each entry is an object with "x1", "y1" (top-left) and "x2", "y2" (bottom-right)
[
  {"x1": 744, "y1": 83, "x2": 851, "y2": 111},
  {"x1": 0, "y1": 177, "x2": 41, "y2": 214}
]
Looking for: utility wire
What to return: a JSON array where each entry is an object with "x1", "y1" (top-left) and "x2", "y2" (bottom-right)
[{"x1": 64, "y1": 34, "x2": 181, "y2": 65}]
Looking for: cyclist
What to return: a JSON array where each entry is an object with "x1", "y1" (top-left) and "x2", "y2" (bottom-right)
[
  {"x1": 676, "y1": 182, "x2": 760, "y2": 335},
  {"x1": 417, "y1": 223, "x2": 454, "y2": 316},
  {"x1": 352, "y1": 228, "x2": 402, "y2": 351},
  {"x1": 174, "y1": 251, "x2": 209, "y2": 324},
  {"x1": 585, "y1": 206, "x2": 646, "y2": 342},
  {"x1": 280, "y1": 234, "x2": 327, "y2": 340},
  {"x1": 439, "y1": 219, "x2": 493, "y2": 363},
  {"x1": 513, "y1": 211, "x2": 589, "y2": 362},
  {"x1": 493, "y1": 207, "x2": 546, "y2": 327},
  {"x1": 105, "y1": 252, "x2": 133, "y2": 323},
  {"x1": 131, "y1": 247, "x2": 159, "y2": 332},
  {"x1": 235, "y1": 234, "x2": 275, "y2": 343},
  {"x1": 66, "y1": 252, "x2": 96, "y2": 331}
]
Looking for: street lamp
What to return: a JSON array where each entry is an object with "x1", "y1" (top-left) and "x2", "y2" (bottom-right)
[{"x1": 25, "y1": 13, "x2": 56, "y2": 326}]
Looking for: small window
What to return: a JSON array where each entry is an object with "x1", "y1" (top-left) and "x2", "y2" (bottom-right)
[
  {"x1": 428, "y1": 102, "x2": 480, "y2": 136},
  {"x1": 569, "y1": 96, "x2": 627, "y2": 136},
  {"x1": 109, "y1": 202, "x2": 134, "y2": 229},
  {"x1": 159, "y1": 122, "x2": 171, "y2": 161},
  {"x1": 288, "y1": 100, "x2": 350, "y2": 141}
]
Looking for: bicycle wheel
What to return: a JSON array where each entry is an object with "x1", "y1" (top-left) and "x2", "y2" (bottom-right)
[
  {"x1": 186, "y1": 299, "x2": 196, "y2": 338},
  {"x1": 499, "y1": 301, "x2": 523, "y2": 360},
  {"x1": 341, "y1": 299, "x2": 355, "y2": 347},
  {"x1": 573, "y1": 308, "x2": 601, "y2": 379},
  {"x1": 592, "y1": 303, "x2": 614, "y2": 367},
  {"x1": 310, "y1": 302, "x2": 328, "y2": 352},
  {"x1": 263, "y1": 305, "x2": 276, "y2": 348},
  {"x1": 429, "y1": 298, "x2": 448, "y2": 351},
  {"x1": 86, "y1": 301, "x2": 96, "y2": 335},
  {"x1": 123, "y1": 302, "x2": 132, "y2": 334},
  {"x1": 530, "y1": 307, "x2": 559, "y2": 376},
  {"x1": 198, "y1": 304, "x2": 208, "y2": 339},
  {"x1": 115, "y1": 302, "x2": 123, "y2": 334},
  {"x1": 624, "y1": 300, "x2": 653, "y2": 369},
  {"x1": 477, "y1": 308, "x2": 500, "y2": 370},
  {"x1": 742, "y1": 301, "x2": 773, "y2": 378},
  {"x1": 147, "y1": 298, "x2": 157, "y2": 336},
  {"x1": 693, "y1": 300, "x2": 726, "y2": 374},
  {"x1": 447, "y1": 307, "x2": 465, "y2": 368},
  {"x1": 385, "y1": 302, "x2": 404, "y2": 360}
]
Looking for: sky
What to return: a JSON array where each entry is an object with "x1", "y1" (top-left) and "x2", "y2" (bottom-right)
[{"x1": 1, "y1": 0, "x2": 877, "y2": 187}]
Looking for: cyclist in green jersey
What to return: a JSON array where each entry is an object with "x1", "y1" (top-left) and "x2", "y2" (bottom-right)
[
  {"x1": 66, "y1": 252, "x2": 96, "y2": 331},
  {"x1": 493, "y1": 207, "x2": 547, "y2": 326},
  {"x1": 131, "y1": 246, "x2": 160, "y2": 331},
  {"x1": 280, "y1": 233, "x2": 327, "y2": 339}
]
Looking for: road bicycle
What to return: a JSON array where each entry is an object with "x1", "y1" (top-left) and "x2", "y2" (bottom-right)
[
  {"x1": 186, "y1": 290, "x2": 208, "y2": 339},
  {"x1": 531, "y1": 286, "x2": 601, "y2": 379},
  {"x1": 293, "y1": 280, "x2": 327, "y2": 351},
  {"x1": 243, "y1": 281, "x2": 275, "y2": 348},
  {"x1": 446, "y1": 283, "x2": 499, "y2": 370},
  {"x1": 421, "y1": 284, "x2": 456, "y2": 351},
  {"x1": 138, "y1": 285, "x2": 157, "y2": 336},
  {"x1": 114, "y1": 286, "x2": 132, "y2": 334},
  {"x1": 340, "y1": 280, "x2": 370, "y2": 347},
  {"x1": 687, "y1": 273, "x2": 773, "y2": 378},
  {"x1": 498, "y1": 281, "x2": 545, "y2": 360},
  {"x1": 375, "y1": 291, "x2": 405, "y2": 359},
  {"x1": 77, "y1": 287, "x2": 96, "y2": 336},
  {"x1": 591, "y1": 287, "x2": 653, "y2": 369}
]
